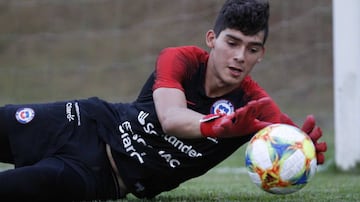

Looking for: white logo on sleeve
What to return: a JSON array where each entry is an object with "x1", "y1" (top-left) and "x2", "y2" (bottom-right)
[{"x1": 15, "y1": 108, "x2": 35, "y2": 124}]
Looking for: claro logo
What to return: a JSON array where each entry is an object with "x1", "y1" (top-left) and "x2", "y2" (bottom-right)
[{"x1": 119, "y1": 122, "x2": 145, "y2": 164}]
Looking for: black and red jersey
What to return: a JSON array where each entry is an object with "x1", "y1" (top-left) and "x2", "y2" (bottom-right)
[{"x1": 81, "y1": 46, "x2": 284, "y2": 198}]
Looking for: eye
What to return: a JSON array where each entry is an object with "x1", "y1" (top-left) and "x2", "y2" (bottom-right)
[
  {"x1": 248, "y1": 46, "x2": 261, "y2": 54},
  {"x1": 227, "y1": 40, "x2": 237, "y2": 47}
]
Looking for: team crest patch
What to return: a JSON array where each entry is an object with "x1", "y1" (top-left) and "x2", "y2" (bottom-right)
[
  {"x1": 210, "y1": 99, "x2": 234, "y2": 115},
  {"x1": 15, "y1": 108, "x2": 35, "y2": 124}
]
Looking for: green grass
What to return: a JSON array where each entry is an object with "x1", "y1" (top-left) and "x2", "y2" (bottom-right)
[
  {"x1": 144, "y1": 172, "x2": 360, "y2": 202},
  {"x1": 118, "y1": 166, "x2": 360, "y2": 202},
  {"x1": 116, "y1": 142, "x2": 360, "y2": 202}
]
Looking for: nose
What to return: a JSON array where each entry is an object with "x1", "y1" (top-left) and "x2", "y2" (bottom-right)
[{"x1": 234, "y1": 46, "x2": 246, "y2": 63}]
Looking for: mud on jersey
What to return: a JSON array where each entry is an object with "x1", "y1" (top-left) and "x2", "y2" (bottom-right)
[{"x1": 81, "y1": 46, "x2": 283, "y2": 198}]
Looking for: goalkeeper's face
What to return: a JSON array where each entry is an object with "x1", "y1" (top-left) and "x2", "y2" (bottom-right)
[{"x1": 206, "y1": 28, "x2": 265, "y2": 87}]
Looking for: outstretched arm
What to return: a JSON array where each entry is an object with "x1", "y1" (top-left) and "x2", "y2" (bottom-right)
[
  {"x1": 153, "y1": 87, "x2": 204, "y2": 138},
  {"x1": 153, "y1": 87, "x2": 272, "y2": 139}
]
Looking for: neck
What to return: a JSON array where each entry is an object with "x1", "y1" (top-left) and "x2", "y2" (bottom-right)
[{"x1": 204, "y1": 68, "x2": 238, "y2": 98}]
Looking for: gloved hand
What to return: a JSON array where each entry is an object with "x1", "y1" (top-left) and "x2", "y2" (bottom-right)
[
  {"x1": 301, "y1": 115, "x2": 327, "y2": 165},
  {"x1": 280, "y1": 113, "x2": 327, "y2": 165},
  {"x1": 200, "y1": 97, "x2": 272, "y2": 138}
]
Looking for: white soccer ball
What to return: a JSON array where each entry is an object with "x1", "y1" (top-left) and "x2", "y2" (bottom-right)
[{"x1": 245, "y1": 124, "x2": 317, "y2": 194}]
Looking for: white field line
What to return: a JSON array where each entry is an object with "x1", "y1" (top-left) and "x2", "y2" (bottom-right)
[{"x1": 0, "y1": 163, "x2": 14, "y2": 172}]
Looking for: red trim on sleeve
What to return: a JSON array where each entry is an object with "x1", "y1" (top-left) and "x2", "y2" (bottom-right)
[{"x1": 153, "y1": 46, "x2": 208, "y2": 92}]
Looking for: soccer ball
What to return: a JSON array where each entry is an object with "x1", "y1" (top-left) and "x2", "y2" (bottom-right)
[{"x1": 245, "y1": 124, "x2": 317, "y2": 194}]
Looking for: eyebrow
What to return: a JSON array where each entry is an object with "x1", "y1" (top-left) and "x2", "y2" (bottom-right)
[{"x1": 225, "y1": 34, "x2": 264, "y2": 47}]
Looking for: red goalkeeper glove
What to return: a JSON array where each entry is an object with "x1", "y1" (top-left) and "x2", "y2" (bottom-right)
[
  {"x1": 200, "y1": 97, "x2": 272, "y2": 138},
  {"x1": 301, "y1": 115, "x2": 327, "y2": 165},
  {"x1": 280, "y1": 113, "x2": 327, "y2": 165}
]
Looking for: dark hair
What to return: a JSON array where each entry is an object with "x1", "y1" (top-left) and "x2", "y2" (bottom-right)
[{"x1": 213, "y1": 0, "x2": 269, "y2": 44}]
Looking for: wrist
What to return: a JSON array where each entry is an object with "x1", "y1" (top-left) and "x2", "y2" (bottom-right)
[{"x1": 199, "y1": 114, "x2": 223, "y2": 138}]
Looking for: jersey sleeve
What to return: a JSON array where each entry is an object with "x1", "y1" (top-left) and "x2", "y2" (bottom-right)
[{"x1": 153, "y1": 46, "x2": 207, "y2": 92}]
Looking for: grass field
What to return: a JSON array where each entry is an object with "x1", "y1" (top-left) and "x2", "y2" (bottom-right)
[
  {"x1": 139, "y1": 171, "x2": 360, "y2": 202},
  {"x1": 120, "y1": 163, "x2": 360, "y2": 202},
  {"x1": 118, "y1": 138, "x2": 360, "y2": 202}
]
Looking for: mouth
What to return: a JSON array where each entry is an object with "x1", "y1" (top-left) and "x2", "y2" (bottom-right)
[{"x1": 228, "y1": 66, "x2": 244, "y2": 77}]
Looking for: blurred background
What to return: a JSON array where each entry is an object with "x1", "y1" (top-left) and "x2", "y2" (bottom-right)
[{"x1": 0, "y1": 1, "x2": 333, "y2": 139}]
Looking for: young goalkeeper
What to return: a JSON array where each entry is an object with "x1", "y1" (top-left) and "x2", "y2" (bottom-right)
[{"x1": 0, "y1": 0, "x2": 327, "y2": 200}]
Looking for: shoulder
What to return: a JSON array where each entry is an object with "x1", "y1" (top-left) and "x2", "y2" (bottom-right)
[
  {"x1": 239, "y1": 76, "x2": 269, "y2": 100},
  {"x1": 239, "y1": 77, "x2": 284, "y2": 122},
  {"x1": 160, "y1": 45, "x2": 208, "y2": 54},
  {"x1": 153, "y1": 46, "x2": 208, "y2": 91},
  {"x1": 157, "y1": 46, "x2": 208, "y2": 62}
]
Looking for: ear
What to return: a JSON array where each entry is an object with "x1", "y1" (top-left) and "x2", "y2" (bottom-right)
[{"x1": 206, "y1": 30, "x2": 216, "y2": 48}]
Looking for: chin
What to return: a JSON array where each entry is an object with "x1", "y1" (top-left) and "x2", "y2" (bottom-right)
[{"x1": 229, "y1": 76, "x2": 245, "y2": 85}]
